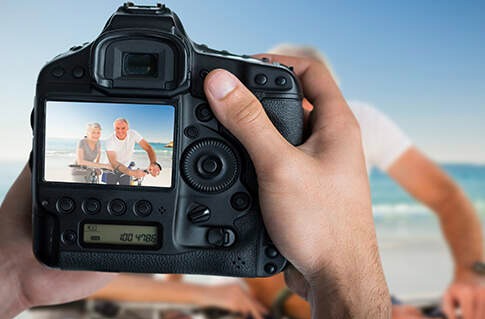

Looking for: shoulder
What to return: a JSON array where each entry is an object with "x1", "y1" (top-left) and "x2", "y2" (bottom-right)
[{"x1": 77, "y1": 138, "x2": 87, "y2": 147}]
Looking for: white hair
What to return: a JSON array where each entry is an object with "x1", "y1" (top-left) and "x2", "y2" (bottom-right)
[
  {"x1": 86, "y1": 122, "x2": 101, "y2": 131},
  {"x1": 113, "y1": 118, "x2": 129, "y2": 126},
  {"x1": 268, "y1": 43, "x2": 340, "y2": 86}
]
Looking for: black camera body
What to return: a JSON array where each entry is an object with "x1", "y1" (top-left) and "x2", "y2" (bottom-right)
[{"x1": 32, "y1": 3, "x2": 303, "y2": 277}]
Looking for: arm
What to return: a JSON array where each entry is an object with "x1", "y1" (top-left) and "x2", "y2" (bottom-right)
[
  {"x1": 139, "y1": 139, "x2": 160, "y2": 176},
  {"x1": 106, "y1": 150, "x2": 143, "y2": 178},
  {"x1": 76, "y1": 147, "x2": 111, "y2": 170},
  {"x1": 387, "y1": 147, "x2": 485, "y2": 318},
  {"x1": 387, "y1": 147, "x2": 483, "y2": 276}
]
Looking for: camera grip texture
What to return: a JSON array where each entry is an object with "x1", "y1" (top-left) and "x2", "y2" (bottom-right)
[{"x1": 261, "y1": 98, "x2": 303, "y2": 146}]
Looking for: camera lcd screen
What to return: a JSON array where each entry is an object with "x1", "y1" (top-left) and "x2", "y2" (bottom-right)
[
  {"x1": 44, "y1": 101, "x2": 175, "y2": 188},
  {"x1": 83, "y1": 223, "x2": 159, "y2": 246}
]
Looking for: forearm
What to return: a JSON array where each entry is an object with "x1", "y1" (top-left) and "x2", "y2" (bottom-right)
[
  {"x1": 146, "y1": 146, "x2": 157, "y2": 164},
  {"x1": 435, "y1": 189, "x2": 484, "y2": 275},
  {"x1": 89, "y1": 275, "x2": 204, "y2": 305}
]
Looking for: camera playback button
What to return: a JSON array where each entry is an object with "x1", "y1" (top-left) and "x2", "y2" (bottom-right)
[
  {"x1": 134, "y1": 200, "x2": 152, "y2": 217},
  {"x1": 56, "y1": 197, "x2": 75, "y2": 214},
  {"x1": 108, "y1": 199, "x2": 127, "y2": 216}
]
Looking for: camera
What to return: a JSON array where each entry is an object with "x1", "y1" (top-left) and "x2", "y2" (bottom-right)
[{"x1": 31, "y1": 3, "x2": 303, "y2": 277}]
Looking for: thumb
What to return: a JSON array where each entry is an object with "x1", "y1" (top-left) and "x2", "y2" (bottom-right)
[{"x1": 204, "y1": 69, "x2": 291, "y2": 168}]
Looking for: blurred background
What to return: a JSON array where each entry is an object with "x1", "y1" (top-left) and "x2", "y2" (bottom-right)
[{"x1": 1, "y1": 0, "x2": 484, "y2": 317}]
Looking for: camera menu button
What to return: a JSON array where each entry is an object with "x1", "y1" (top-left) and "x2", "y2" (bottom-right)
[
  {"x1": 108, "y1": 199, "x2": 126, "y2": 216},
  {"x1": 56, "y1": 197, "x2": 75, "y2": 214}
]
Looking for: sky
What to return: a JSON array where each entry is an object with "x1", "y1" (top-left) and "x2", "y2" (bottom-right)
[
  {"x1": 46, "y1": 102, "x2": 175, "y2": 142},
  {"x1": 0, "y1": 1, "x2": 484, "y2": 162}
]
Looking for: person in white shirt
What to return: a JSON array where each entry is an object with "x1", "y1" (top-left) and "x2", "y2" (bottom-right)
[
  {"x1": 105, "y1": 118, "x2": 161, "y2": 185},
  {"x1": 269, "y1": 44, "x2": 485, "y2": 319}
]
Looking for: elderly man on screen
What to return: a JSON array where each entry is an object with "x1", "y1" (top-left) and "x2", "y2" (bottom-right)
[
  {"x1": 266, "y1": 44, "x2": 485, "y2": 319},
  {"x1": 104, "y1": 117, "x2": 161, "y2": 185}
]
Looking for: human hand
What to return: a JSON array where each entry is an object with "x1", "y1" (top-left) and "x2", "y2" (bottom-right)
[
  {"x1": 148, "y1": 162, "x2": 161, "y2": 176},
  {"x1": 203, "y1": 55, "x2": 390, "y2": 318},
  {"x1": 0, "y1": 164, "x2": 116, "y2": 319},
  {"x1": 443, "y1": 272, "x2": 485, "y2": 319},
  {"x1": 201, "y1": 284, "x2": 268, "y2": 319},
  {"x1": 103, "y1": 163, "x2": 113, "y2": 170}
]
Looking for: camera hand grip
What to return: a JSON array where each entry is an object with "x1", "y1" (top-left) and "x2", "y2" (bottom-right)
[{"x1": 261, "y1": 98, "x2": 303, "y2": 146}]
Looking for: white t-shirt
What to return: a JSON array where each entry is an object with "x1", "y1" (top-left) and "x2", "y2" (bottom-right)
[
  {"x1": 105, "y1": 129, "x2": 143, "y2": 166},
  {"x1": 348, "y1": 100, "x2": 413, "y2": 174}
]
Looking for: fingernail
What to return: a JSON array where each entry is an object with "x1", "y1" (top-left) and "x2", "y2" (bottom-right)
[{"x1": 207, "y1": 70, "x2": 238, "y2": 100}]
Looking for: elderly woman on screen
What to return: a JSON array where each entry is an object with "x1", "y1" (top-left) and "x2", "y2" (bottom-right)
[{"x1": 71, "y1": 122, "x2": 112, "y2": 182}]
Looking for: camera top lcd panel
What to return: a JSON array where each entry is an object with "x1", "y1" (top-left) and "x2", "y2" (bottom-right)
[{"x1": 31, "y1": 3, "x2": 303, "y2": 277}]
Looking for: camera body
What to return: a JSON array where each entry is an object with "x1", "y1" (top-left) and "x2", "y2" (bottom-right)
[{"x1": 32, "y1": 3, "x2": 303, "y2": 277}]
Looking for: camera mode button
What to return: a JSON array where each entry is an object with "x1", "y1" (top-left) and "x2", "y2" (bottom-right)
[
  {"x1": 51, "y1": 67, "x2": 65, "y2": 78},
  {"x1": 56, "y1": 197, "x2": 75, "y2": 214},
  {"x1": 134, "y1": 200, "x2": 152, "y2": 217},
  {"x1": 72, "y1": 67, "x2": 85, "y2": 79},
  {"x1": 108, "y1": 199, "x2": 126, "y2": 216},
  {"x1": 82, "y1": 198, "x2": 101, "y2": 215}
]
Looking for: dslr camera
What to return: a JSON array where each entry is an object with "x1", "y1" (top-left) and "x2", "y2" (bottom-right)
[{"x1": 31, "y1": 3, "x2": 303, "y2": 277}]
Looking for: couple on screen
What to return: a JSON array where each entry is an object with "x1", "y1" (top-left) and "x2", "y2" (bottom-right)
[{"x1": 72, "y1": 117, "x2": 161, "y2": 185}]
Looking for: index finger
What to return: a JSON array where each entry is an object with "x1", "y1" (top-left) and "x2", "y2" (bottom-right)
[{"x1": 253, "y1": 53, "x2": 351, "y2": 126}]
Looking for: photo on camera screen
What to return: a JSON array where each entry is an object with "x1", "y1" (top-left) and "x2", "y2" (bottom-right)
[{"x1": 44, "y1": 101, "x2": 175, "y2": 188}]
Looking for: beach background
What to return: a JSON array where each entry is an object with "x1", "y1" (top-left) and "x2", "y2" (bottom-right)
[{"x1": 2, "y1": 160, "x2": 485, "y2": 300}]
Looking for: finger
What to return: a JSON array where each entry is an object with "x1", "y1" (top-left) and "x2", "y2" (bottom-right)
[
  {"x1": 204, "y1": 69, "x2": 292, "y2": 170},
  {"x1": 475, "y1": 289, "x2": 485, "y2": 319},
  {"x1": 253, "y1": 54, "x2": 352, "y2": 130},
  {"x1": 456, "y1": 289, "x2": 475, "y2": 319},
  {"x1": 443, "y1": 292, "x2": 457, "y2": 319}
]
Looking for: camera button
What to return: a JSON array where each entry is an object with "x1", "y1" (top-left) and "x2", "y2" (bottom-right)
[
  {"x1": 56, "y1": 197, "x2": 75, "y2": 214},
  {"x1": 82, "y1": 198, "x2": 101, "y2": 215},
  {"x1": 134, "y1": 200, "x2": 152, "y2": 217},
  {"x1": 264, "y1": 263, "x2": 277, "y2": 274},
  {"x1": 265, "y1": 246, "x2": 279, "y2": 259},
  {"x1": 275, "y1": 76, "x2": 287, "y2": 86},
  {"x1": 195, "y1": 103, "x2": 214, "y2": 122},
  {"x1": 255, "y1": 74, "x2": 268, "y2": 86},
  {"x1": 188, "y1": 205, "x2": 211, "y2": 223},
  {"x1": 207, "y1": 228, "x2": 236, "y2": 247},
  {"x1": 51, "y1": 67, "x2": 65, "y2": 78},
  {"x1": 61, "y1": 230, "x2": 77, "y2": 245},
  {"x1": 231, "y1": 192, "x2": 251, "y2": 211},
  {"x1": 108, "y1": 199, "x2": 126, "y2": 216},
  {"x1": 72, "y1": 66, "x2": 85, "y2": 79},
  {"x1": 184, "y1": 126, "x2": 199, "y2": 139}
]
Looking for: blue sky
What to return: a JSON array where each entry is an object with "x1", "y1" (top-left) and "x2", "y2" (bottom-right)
[
  {"x1": 46, "y1": 102, "x2": 174, "y2": 142},
  {"x1": 0, "y1": 1, "x2": 484, "y2": 162}
]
